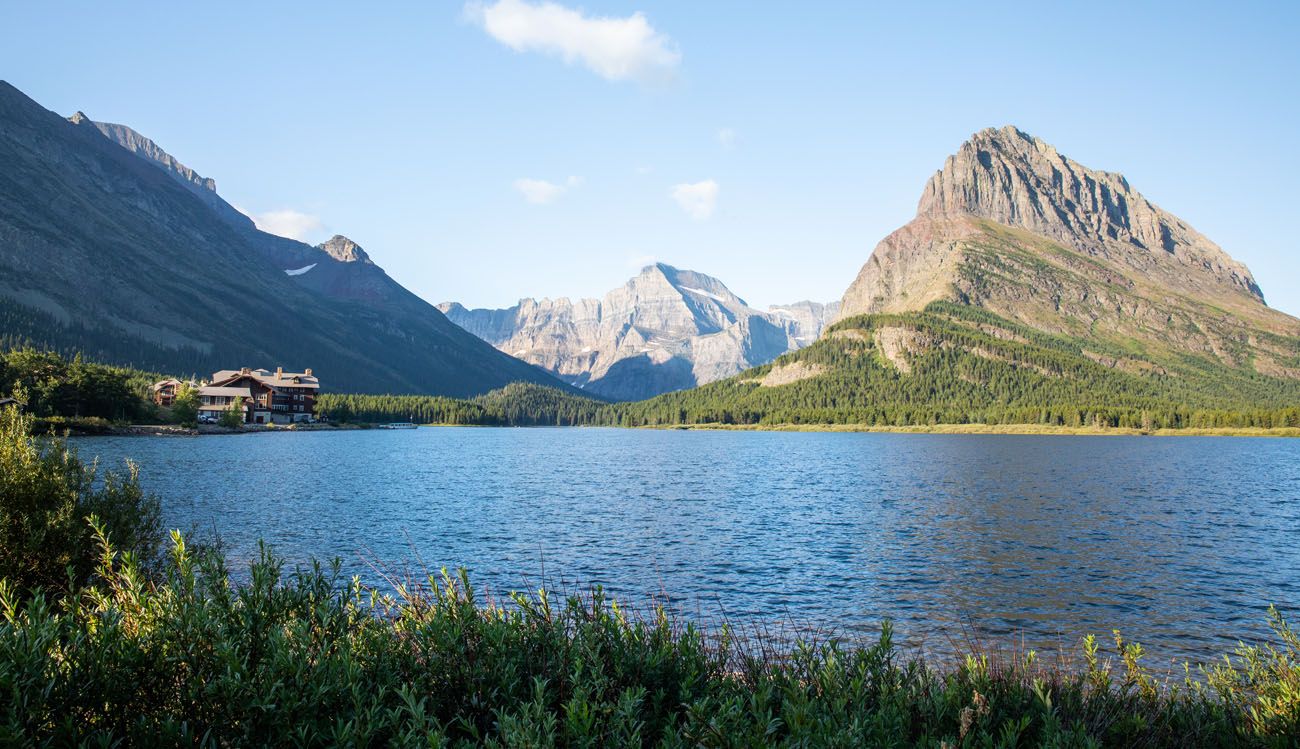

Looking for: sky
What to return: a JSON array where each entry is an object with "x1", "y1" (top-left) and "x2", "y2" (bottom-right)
[{"x1": 3, "y1": 1, "x2": 1299, "y2": 315}]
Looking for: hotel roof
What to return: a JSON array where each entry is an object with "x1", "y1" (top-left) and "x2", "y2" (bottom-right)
[{"x1": 210, "y1": 368, "x2": 320, "y2": 390}]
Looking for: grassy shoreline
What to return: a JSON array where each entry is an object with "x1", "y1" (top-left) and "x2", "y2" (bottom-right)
[
  {"x1": 71, "y1": 420, "x2": 1300, "y2": 438},
  {"x1": 643, "y1": 422, "x2": 1300, "y2": 437}
]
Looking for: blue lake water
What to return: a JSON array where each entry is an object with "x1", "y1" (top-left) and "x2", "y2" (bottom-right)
[{"x1": 75, "y1": 428, "x2": 1300, "y2": 663}]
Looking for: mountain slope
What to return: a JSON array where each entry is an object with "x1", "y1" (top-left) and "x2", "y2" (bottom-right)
[
  {"x1": 439, "y1": 264, "x2": 834, "y2": 400},
  {"x1": 838, "y1": 126, "x2": 1300, "y2": 374},
  {"x1": 0, "y1": 81, "x2": 567, "y2": 396},
  {"x1": 614, "y1": 303, "x2": 1300, "y2": 428},
  {"x1": 614, "y1": 127, "x2": 1300, "y2": 426}
]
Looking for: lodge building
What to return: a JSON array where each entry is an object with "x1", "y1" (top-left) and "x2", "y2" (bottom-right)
[
  {"x1": 154, "y1": 367, "x2": 320, "y2": 425},
  {"x1": 150, "y1": 379, "x2": 196, "y2": 407}
]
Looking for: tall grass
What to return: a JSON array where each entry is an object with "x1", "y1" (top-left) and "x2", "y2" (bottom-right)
[{"x1": 1, "y1": 529, "x2": 1297, "y2": 747}]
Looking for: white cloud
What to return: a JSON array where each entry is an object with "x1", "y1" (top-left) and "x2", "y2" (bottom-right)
[
  {"x1": 238, "y1": 207, "x2": 324, "y2": 241},
  {"x1": 717, "y1": 127, "x2": 737, "y2": 149},
  {"x1": 466, "y1": 0, "x2": 680, "y2": 83},
  {"x1": 513, "y1": 176, "x2": 583, "y2": 204},
  {"x1": 670, "y1": 180, "x2": 718, "y2": 220}
]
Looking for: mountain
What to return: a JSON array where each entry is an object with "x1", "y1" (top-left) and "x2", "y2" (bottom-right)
[
  {"x1": 837, "y1": 126, "x2": 1300, "y2": 371},
  {"x1": 611, "y1": 127, "x2": 1300, "y2": 428},
  {"x1": 768, "y1": 300, "x2": 840, "y2": 345},
  {"x1": 0, "y1": 81, "x2": 568, "y2": 396},
  {"x1": 81, "y1": 115, "x2": 255, "y2": 230},
  {"x1": 439, "y1": 264, "x2": 836, "y2": 400}
]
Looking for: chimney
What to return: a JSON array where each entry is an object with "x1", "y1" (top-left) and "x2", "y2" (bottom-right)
[
  {"x1": 304, "y1": 368, "x2": 313, "y2": 376},
  {"x1": 276, "y1": 366, "x2": 283, "y2": 377},
  {"x1": 240, "y1": 367, "x2": 251, "y2": 375}
]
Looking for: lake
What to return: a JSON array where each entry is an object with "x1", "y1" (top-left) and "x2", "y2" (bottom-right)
[{"x1": 75, "y1": 428, "x2": 1300, "y2": 663}]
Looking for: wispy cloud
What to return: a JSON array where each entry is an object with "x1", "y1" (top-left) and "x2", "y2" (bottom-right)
[
  {"x1": 670, "y1": 180, "x2": 718, "y2": 220},
  {"x1": 238, "y1": 207, "x2": 324, "y2": 241},
  {"x1": 466, "y1": 0, "x2": 680, "y2": 83},
  {"x1": 513, "y1": 175, "x2": 583, "y2": 204},
  {"x1": 717, "y1": 127, "x2": 737, "y2": 150}
]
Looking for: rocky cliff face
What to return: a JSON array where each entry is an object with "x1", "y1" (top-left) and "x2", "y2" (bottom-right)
[
  {"x1": 916, "y1": 126, "x2": 1261, "y2": 300},
  {"x1": 318, "y1": 235, "x2": 373, "y2": 264},
  {"x1": 81, "y1": 115, "x2": 255, "y2": 230},
  {"x1": 440, "y1": 265, "x2": 832, "y2": 400},
  {"x1": 767, "y1": 300, "x2": 840, "y2": 345},
  {"x1": 837, "y1": 126, "x2": 1300, "y2": 375}
]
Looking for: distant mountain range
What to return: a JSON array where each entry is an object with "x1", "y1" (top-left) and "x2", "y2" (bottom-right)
[
  {"x1": 3, "y1": 75, "x2": 1297, "y2": 415},
  {"x1": 0, "y1": 81, "x2": 569, "y2": 396},
  {"x1": 611, "y1": 126, "x2": 1300, "y2": 426},
  {"x1": 439, "y1": 265, "x2": 837, "y2": 400}
]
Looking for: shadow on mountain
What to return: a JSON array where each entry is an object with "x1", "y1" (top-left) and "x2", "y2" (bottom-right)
[{"x1": 588, "y1": 355, "x2": 696, "y2": 402}]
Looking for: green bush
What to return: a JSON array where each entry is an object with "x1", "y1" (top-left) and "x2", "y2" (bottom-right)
[
  {"x1": 218, "y1": 397, "x2": 244, "y2": 429},
  {"x1": 0, "y1": 529, "x2": 1296, "y2": 746},
  {"x1": 170, "y1": 383, "x2": 199, "y2": 428},
  {"x1": 0, "y1": 406, "x2": 161, "y2": 596}
]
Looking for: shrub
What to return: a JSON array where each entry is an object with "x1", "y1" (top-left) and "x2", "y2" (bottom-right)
[
  {"x1": 0, "y1": 406, "x2": 161, "y2": 596},
  {"x1": 0, "y1": 530, "x2": 1296, "y2": 746},
  {"x1": 170, "y1": 383, "x2": 199, "y2": 428},
  {"x1": 218, "y1": 397, "x2": 244, "y2": 429}
]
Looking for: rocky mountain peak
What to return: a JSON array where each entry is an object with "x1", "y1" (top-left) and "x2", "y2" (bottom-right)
[
  {"x1": 916, "y1": 126, "x2": 1262, "y2": 301},
  {"x1": 440, "y1": 265, "x2": 834, "y2": 400},
  {"x1": 88, "y1": 119, "x2": 220, "y2": 194},
  {"x1": 317, "y1": 235, "x2": 372, "y2": 264}
]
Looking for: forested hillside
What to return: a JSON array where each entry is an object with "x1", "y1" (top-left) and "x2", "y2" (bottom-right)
[
  {"x1": 314, "y1": 302, "x2": 1300, "y2": 430},
  {"x1": 317, "y1": 383, "x2": 608, "y2": 427},
  {"x1": 608, "y1": 303, "x2": 1300, "y2": 430},
  {"x1": 0, "y1": 348, "x2": 158, "y2": 422}
]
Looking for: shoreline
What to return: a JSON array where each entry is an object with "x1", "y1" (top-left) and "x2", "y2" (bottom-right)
[
  {"x1": 643, "y1": 422, "x2": 1300, "y2": 437},
  {"x1": 71, "y1": 421, "x2": 1300, "y2": 438},
  {"x1": 58, "y1": 422, "x2": 372, "y2": 437}
]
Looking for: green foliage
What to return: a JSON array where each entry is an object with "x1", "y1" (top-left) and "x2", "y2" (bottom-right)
[
  {"x1": 0, "y1": 348, "x2": 156, "y2": 423},
  {"x1": 218, "y1": 396, "x2": 245, "y2": 429},
  {"x1": 0, "y1": 406, "x2": 161, "y2": 596},
  {"x1": 170, "y1": 383, "x2": 199, "y2": 428},
  {"x1": 318, "y1": 392, "x2": 483, "y2": 425},
  {"x1": 0, "y1": 532, "x2": 1296, "y2": 745},
  {"x1": 473, "y1": 382, "x2": 608, "y2": 426},
  {"x1": 317, "y1": 383, "x2": 610, "y2": 427}
]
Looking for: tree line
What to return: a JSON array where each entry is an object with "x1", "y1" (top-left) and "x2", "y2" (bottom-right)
[{"x1": 7, "y1": 303, "x2": 1300, "y2": 433}]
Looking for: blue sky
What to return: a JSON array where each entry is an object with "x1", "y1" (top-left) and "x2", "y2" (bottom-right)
[{"x1": 4, "y1": 1, "x2": 1299, "y2": 315}]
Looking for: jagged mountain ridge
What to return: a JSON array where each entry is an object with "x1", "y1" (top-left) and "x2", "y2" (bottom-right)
[
  {"x1": 837, "y1": 126, "x2": 1300, "y2": 377},
  {"x1": 82, "y1": 115, "x2": 256, "y2": 231},
  {"x1": 440, "y1": 265, "x2": 836, "y2": 400},
  {"x1": 0, "y1": 80, "x2": 569, "y2": 396}
]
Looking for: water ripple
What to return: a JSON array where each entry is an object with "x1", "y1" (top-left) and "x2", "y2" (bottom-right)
[{"x1": 74, "y1": 429, "x2": 1300, "y2": 662}]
